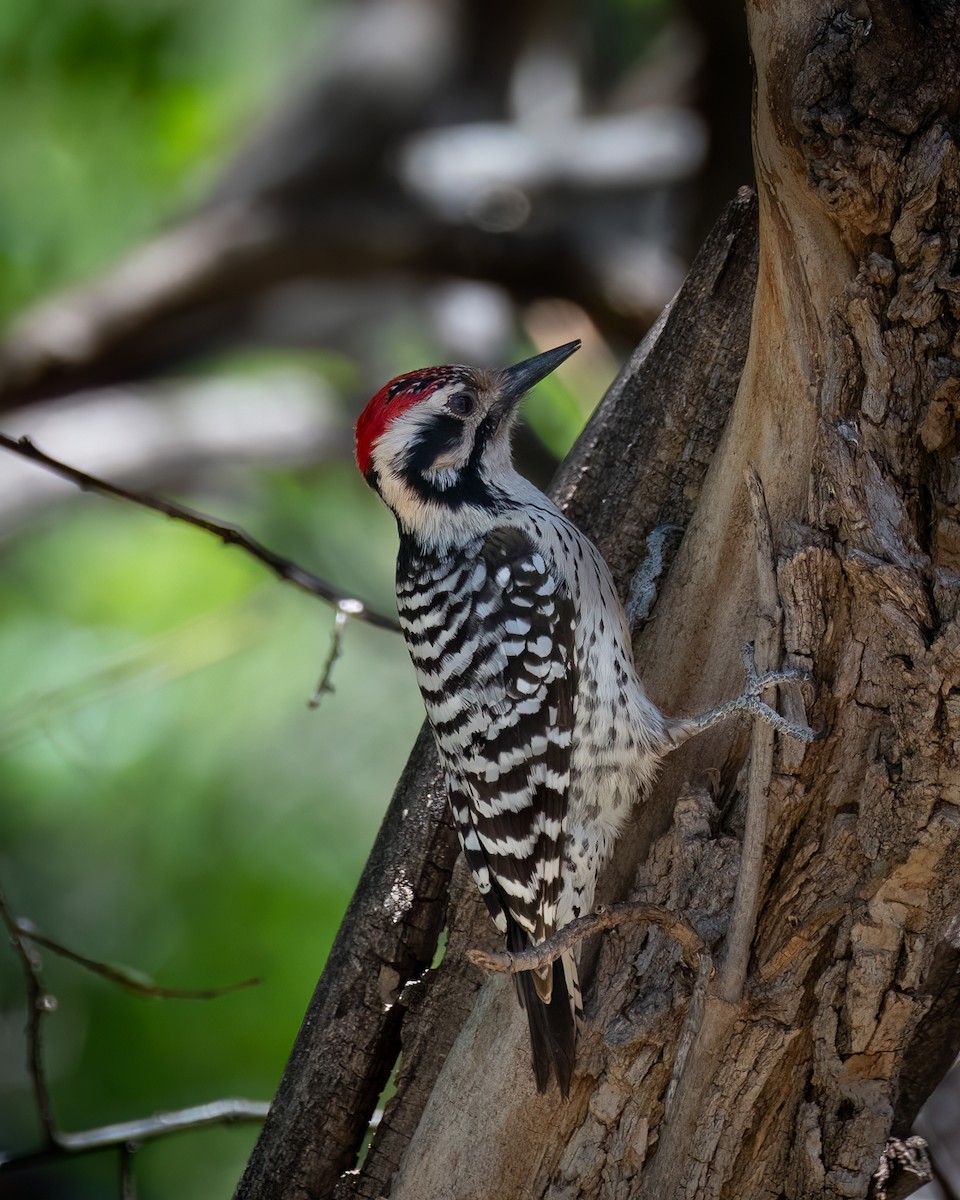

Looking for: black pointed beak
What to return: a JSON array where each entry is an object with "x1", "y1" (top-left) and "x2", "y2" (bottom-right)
[{"x1": 498, "y1": 340, "x2": 581, "y2": 408}]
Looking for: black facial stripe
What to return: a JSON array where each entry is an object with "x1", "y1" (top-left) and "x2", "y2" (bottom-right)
[
  {"x1": 398, "y1": 411, "x2": 509, "y2": 513},
  {"x1": 400, "y1": 409, "x2": 496, "y2": 479},
  {"x1": 403, "y1": 465, "x2": 499, "y2": 510},
  {"x1": 403, "y1": 414, "x2": 464, "y2": 474},
  {"x1": 468, "y1": 413, "x2": 497, "y2": 468}
]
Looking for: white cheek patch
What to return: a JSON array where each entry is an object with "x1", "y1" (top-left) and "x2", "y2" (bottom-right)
[
  {"x1": 432, "y1": 467, "x2": 461, "y2": 490},
  {"x1": 430, "y1": 448, "x2": 469, "y2": 473}
]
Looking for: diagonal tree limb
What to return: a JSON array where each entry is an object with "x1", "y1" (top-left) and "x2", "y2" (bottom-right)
[
  {"x1": 235, "y1": 726, "x2": 457, "y2": 1200},
  {"x1": 0, "y1": 0, "x2": 717, "y2": 414},
  {"x1": 0, "y1": 200, "x2": 658, "y2": 411}
]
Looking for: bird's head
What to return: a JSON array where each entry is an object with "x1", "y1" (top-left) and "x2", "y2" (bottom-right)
[{"x1": 355, "y1": 340, "x2": 580, "y2": 543}]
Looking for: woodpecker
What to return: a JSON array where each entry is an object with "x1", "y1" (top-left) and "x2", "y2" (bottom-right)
[{"x1": 355, "y1": 340, "x2": 812, "y2": 1095}]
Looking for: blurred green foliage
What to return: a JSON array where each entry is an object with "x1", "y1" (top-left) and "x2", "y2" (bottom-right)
[
  {"x1": 0, "y1": 461, "x2": 424, "y2": 1197},
  {"x1": 0, "y1": 0, "x2": 320, "y2": 320}
]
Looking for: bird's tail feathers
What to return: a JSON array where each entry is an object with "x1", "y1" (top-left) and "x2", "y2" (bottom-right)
[{"x1": 507, "y1": 919, "x2": 579, "y2": 1097}]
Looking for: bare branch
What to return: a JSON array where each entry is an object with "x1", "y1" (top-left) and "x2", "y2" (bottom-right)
[
  {"x1": 0, "y1": 881, "x2": 269, "y2": 1178},
  {"x1": 15, "y1": 920, "x2": 259, "y2": 1001},
  {"x1": 0, "y1": 432, "x2": 400, "y2": 633},
  {"x1": 465, "y1": 901, "x2": 708, "y2": 976},
  {"x1": 57, "y1": 1099, "x2": 272, "y2": 1153},
  {"x1": 120, "y1": 1144, "x2": 137, "y2": 1200},
  {"x1": 0, "y1": 197, "x2": 674, "y2": 412},
  {"x1": 0, "y1": 1100, "x2": 271, "y2": 1172},
  {"x1": 0, "y1": 375, "x2": 347, "y2": 539}
]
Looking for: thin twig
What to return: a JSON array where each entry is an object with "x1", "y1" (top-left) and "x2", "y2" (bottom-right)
[
  {"x1": 0, "y1": 887, "x2": 56, "y2": 1143},
  {"x1": 465, "y1": 901, "x2": 707, "y2": 975},
  {"x1": 716, "y1": 468, "x2": 782, "y2": 1003},
  {"x1": 0, "y1": 882, "x2": 270, "y2": 1176},
  {"x1": 15, "y1": 920, "x2": 260, "y2": 1000},
  {"x1": 0, "y1": 1100, "x2": 271, "y2": 1171},
  {"x1": 0, "y1": 433, "x2": 400, "y2": 633},
  {"x1": 55, "y1": 1099, "x2": 272, "y2": 1152},
  {"x1": 308, "y1": 609, "x2": 352, "y2": 708}
]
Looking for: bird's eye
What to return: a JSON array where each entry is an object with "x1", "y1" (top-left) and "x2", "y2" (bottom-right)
[{"x1": 447, "y1": 392, "x2": 476, "y2": 417}]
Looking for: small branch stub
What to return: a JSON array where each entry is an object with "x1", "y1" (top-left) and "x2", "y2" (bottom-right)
[{"x1": 308, "y1": 606, "x2": 356, "y2": 708}]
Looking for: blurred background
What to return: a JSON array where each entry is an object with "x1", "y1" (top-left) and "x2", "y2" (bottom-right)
[{"x1": 0, "y1": 0, "x2": 755, "y2": 1195}]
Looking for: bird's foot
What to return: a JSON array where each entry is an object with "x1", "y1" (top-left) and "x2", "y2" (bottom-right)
[{"x1": 667, "y1": 642, "x2": 821, "y2": 747}]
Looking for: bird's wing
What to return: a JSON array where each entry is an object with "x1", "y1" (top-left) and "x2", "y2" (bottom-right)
[{"x1": 437, "y1": 526, "x2": 578, "y2": 974}]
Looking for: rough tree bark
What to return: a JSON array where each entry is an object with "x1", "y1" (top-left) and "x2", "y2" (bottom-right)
[{"x1": 239, "y1": 2, "x2": 960, "y2": 1197}]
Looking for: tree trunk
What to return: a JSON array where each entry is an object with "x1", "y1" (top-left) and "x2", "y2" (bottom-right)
[{"x1": 238, "y1": 2, "x2": 960, "y2": 1197}]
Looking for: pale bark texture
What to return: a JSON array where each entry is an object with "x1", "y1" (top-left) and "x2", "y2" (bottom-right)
[{"x1": 238, "y1": 2, "x2": 960, "y2": 1198}]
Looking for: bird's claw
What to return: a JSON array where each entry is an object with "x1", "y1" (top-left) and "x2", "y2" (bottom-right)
[{"x1": 741, "y1": 642, "x2": 812, "y2": 693}]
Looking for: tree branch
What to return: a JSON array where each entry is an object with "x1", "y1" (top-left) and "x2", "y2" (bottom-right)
[
  {"x1": 0, "y1": 886, "x2": 56, "y2": 1143},
  {"x1": 15, "y1": 920, "x2": 259, "y2": 1001},
  {"x1": 0, "y1": 432, "x2": 400, "y2": 632},
  {"x1": 0, "y1": 881, "x2": 270, "y2": 1181},
  {"x1": 0, "y1": 1099, "x2": 270, "y2": 1172},
  {"x1": 308, "y1": 610, "x2": 353, "y2": 708}
]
